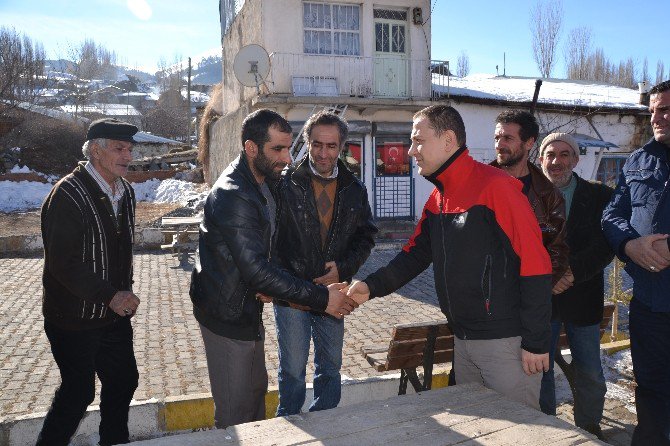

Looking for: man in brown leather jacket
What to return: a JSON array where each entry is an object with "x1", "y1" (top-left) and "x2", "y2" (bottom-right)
[{"x1": 491, "y1": 110, "x2": 569, "y2": 285}]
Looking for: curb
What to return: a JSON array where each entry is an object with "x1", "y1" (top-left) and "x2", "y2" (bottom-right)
[
  {"x1": 0, "y1": 231, "x2": 405, "y2": 255},
  {"x1": 0, "y1": 228, "x2": 168, "y2": 255},
  {"x1": 0, "y1": 368, "x2": 451, "y2": 446}
]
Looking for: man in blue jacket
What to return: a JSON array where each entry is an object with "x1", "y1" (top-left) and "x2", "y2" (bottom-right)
[{"x1": 602, "y1": 79, "x2": 670, "y2": 445}]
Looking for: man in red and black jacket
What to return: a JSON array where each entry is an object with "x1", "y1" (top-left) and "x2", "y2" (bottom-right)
[{"x1": 347, "y1": 105, "x2": 552, "y2": 409}]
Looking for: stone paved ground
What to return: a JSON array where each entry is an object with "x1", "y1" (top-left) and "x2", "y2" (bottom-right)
[{"x1": 0, "y1": 250, "x2": 635, "y2": 444}]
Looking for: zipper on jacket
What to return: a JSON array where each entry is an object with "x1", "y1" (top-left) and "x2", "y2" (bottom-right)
[
  {"x1": 482, "y1": 254, "x2": 492, "y2": 316},
  {"x1": 324, "y1": 183, "x2": 350, "y2": 260},
  {"x1": 438, "y1": 193, "x2": 459, "y2": 337}
]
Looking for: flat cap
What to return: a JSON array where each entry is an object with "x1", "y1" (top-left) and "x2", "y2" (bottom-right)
[
  {"x1": 540, "y1": 132, "x2": 579, "y2": 156},
  {"x1": 86, "y1": 118, "x2": 138, "y2": 142}
]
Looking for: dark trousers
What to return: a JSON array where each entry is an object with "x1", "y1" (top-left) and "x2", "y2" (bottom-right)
[
  {"x1": 36, "y1": 318, "x2": 139, "y2": 446},
  {"x1": 629, "y1": 298, "x2": 670, "y2": 446}
]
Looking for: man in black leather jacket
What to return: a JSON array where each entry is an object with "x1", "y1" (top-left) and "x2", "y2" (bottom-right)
[
  {"x1": 273, "y1": 111, "x2": 377, "y2": 416},
  {"x1": 189, "y1": 109, "x2": 356, "y2": 429}
]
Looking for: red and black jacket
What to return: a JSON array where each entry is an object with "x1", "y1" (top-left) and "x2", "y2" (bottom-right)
[{"x1": 364, "y1": 148, "x2": 552, "y2": 354}]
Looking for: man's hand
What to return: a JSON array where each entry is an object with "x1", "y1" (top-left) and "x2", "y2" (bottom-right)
[
  {"x1": 552, "y1": 267, "x2": 574, "y2": 295},
  {"x1": 521, "y1": 349, "x2": 549, "y2": 376},
  {"x1": 624, "y1": 234, "x2": 670, "y2": 272},
  {"x1": 325, "y1": 282, "x2": 358, "y2": 319},
  {"x1": 314, "y1": 261, "x2": 339, "y2": 286},
  {"x1": 345, "y1": 280, "x2": 370, "y2": 306},
  {"x1": 109, "y1": 291, "x2": 140, "y2": 317},
  {"x1": 652, "y1": 237, "x2": 670, "y2": 264}
]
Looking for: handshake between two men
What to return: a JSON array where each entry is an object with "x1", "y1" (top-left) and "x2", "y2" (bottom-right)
[{"x1": 257, "y1": 279, "x2": 371, "y2": 320}]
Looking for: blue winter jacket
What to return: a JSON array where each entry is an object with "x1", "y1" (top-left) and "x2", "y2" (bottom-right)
[{"x1": 602, "y1": 138, "x2": 670, "y2": 312}]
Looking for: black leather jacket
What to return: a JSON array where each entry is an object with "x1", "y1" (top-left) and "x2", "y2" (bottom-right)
[
  {"x1": 190, "y1": 154, "x2": 329, "y2": 341},
  {"x1": 276, "y1": 157, "x2": 377, "y2": 285}
]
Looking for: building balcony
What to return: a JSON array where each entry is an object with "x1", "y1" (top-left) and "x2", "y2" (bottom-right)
[{"x1": 265, "y1": 52, "x2": 449, "y2": 102}]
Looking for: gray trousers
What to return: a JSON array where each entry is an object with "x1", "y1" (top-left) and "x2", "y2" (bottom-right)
[
  {"x1": 454, "y1": 336, "x2": 542, "y2": 410},
  {"x1": 199, "y1": 323, "x2": 268, "y2": 428}
]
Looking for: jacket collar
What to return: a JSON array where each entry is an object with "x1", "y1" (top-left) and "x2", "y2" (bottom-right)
[
  {"x1": 425, "y1": 146, "x2": 473, "y2": 193},
  {"x1": 643, "y1": 137, "x2": 670, "y2": 160},
  {"x1": 290, "y1": 156, "x2": 355, "y2": 190}
]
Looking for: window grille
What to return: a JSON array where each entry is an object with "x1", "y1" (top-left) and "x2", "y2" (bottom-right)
[{"x1": 373, "y1": 9, "x2": 408, "y2": 21}]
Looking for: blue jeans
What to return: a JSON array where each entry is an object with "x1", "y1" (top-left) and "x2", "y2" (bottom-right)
[
  {"x1": 274, "y1": 304, "x2": 344, "y2": 416},
  {"x1": 539, "y1": 320, "x2": 606, "y2": 429},
  {"x1": 629, "y1": 298, "x2": 670, "y2": 445}
]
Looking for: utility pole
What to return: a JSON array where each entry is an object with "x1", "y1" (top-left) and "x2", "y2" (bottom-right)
[{"x1": 187, "y1": 57, "x2": 192, "y2": 146}]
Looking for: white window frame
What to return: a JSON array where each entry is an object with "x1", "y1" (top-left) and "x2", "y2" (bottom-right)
[{"x1": 303, "y1": 2, "x2": 360, "y2": 56}]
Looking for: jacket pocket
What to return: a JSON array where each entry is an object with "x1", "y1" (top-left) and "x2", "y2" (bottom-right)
[{"x1": 625, "y1": 169, "x2": 656, "y2": 207}]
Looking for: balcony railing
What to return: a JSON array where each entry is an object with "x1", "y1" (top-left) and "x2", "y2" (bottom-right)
[{"x1": 266, "y1": 52, "x2": 449, "y2": 100}]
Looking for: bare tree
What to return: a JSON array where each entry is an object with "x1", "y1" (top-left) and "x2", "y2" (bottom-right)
[
  {"x1": 67, "y1": 38, "x2": 117, "y2": 81},
  {"x1": 641, "y1": 57, "x2": 649, "y2": 83},
  {"x1": 657, "y1": 60, "x2": 666, "y2": 85},
  {"x1": 0, "y1": 27, "x2": 48, "y2": 106},
  {"x1": 456, "y1": 51, "x2": 470, "y2": 77},
  {"x1": 530, "y1": 0, "x2": 563, "y2": 78},
  {"x1": 564, "y1": 26, "x2": 592, "y2": 80}
]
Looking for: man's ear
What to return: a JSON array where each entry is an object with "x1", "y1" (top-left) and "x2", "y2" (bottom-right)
[
  {"x1": 524, "y1": 137, "x2": 536, "y2": 152},
  {"x1": 443, "y1": 129, "x2": 458, "y2": 153},
  {"x1": 243, "y1": 140, "x2": 257, "y2": 158}
]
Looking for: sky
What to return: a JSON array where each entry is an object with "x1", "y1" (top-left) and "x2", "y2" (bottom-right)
[{"x1": 0, "y1": 0, "x2": 666, "y2": 80}]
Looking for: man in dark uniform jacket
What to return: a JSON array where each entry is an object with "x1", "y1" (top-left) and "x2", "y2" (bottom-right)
[{"x1": 38, "y1": 118, "x2": 141, "y2": 446}]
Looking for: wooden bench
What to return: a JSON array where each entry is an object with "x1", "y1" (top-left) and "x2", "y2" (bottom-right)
[
  {"x1": 361, "y1": 320, "x2": 454, "y2": 395},
  {"x1": 362, "y1": 301, "x2": 617, "y2": 396},
  {"x1": 160, "y1": 216, "x2": 201, "y2": 263}
]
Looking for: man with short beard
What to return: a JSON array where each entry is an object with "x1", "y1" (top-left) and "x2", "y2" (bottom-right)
[
  {"x1": 537, "y1": 133, "x2": 613, "y2": 441},
  {"x1": 190, "y1": 109, "x2": 358, "y2": 428},
  {"x1": 491, "y1": 110, "x2": 569, "y2": 286}
]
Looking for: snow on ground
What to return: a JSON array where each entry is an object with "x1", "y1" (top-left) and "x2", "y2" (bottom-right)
[
  {"x1": 0, "y1": 170, "x2": 208, "y2": 212},
  {"x1": 0, "y1": 180, "x2": 54, "y2": 212},
  {"x1": 132, "y1": 178, "x2": 208, "y2": 207},
  {"x1": 603, "y1": 349, "x2": 637, "y2": 414}
]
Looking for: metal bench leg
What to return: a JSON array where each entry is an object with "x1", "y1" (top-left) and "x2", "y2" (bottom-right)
[
  {"x1": 399, "y1": 369, "x2": 409, "y2": 395},
  {"x1": 399, "y1": 368, "x2": 424, "y2": 394}
]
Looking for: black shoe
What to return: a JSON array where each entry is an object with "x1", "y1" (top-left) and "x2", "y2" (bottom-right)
[{"x1": 583, "y1": 424, "x2": 606, "y2": 441}]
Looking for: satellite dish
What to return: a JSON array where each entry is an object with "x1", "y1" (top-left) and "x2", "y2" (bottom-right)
[{"x1": 233, "y1": 44, "x2": 270, "y2": 92}]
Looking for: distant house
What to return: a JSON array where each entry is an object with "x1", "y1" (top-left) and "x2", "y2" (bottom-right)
[
  {"x1": 210, "y1": 0, "x2": 441, "y2": 221},
  {"x1": 6, "y1": 102, "x2": 181, "y2": 159},
  {"x1": 60, "y1": 103, "x2": 143, "y2": 128}
]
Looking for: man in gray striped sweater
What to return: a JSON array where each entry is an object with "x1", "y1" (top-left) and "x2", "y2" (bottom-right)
[{"x1": 37, "y1": 118, "x2": 141, "y2": 446}]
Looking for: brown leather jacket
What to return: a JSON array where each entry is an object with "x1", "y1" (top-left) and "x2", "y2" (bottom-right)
[{"x1": 491, "y1": 161, "x2": 569, "y2": 285}]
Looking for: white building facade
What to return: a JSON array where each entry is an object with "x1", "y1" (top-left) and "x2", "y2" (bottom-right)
[{"x1": 211, "y1": 0, "x2": 439, "y2": 220}]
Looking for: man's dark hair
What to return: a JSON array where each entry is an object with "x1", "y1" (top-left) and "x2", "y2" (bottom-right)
[
  {"x1": 413, "y1": 105, "x2": 467, "y2": 147},
  {"x1": 241, "y1": 109, "x2": 292, "y2": 149},
  {"x1": 650, "y1": 80, "x2": 670, "y2": 95},
  {"x1": 495, "y1": 110, "x2": 539, "y2": 143},
  {"x1": 303, "y1": 111, "x2": 348, "y2": 147}
]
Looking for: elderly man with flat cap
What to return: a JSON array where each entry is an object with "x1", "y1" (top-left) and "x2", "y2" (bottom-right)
[
  {"x1": 537, "y1": 132, "x2": 613, "y2": 440},
  {"x1": 37, "y1": 118, "x2": 141, "y2": 446}
]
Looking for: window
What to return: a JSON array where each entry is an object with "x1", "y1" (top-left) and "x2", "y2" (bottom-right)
[
  {"x1": 375, "y1": 138, "x2": 410, "y2": 176},
  {"x1": 303, "y1": 2, "x2": 360, "y2": 56}
]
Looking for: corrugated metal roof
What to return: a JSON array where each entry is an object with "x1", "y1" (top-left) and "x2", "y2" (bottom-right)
[{"x1": 133, "y1": 132, "x2": 182, "y2": 145}]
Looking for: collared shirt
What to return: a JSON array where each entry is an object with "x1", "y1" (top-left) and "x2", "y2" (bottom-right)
[
  {"x1": 85, "y1": 161, "x2": 125, "y2": 215},
  {"x1": 309, "y1": 158, "x2": 338, "y2": 179}
]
